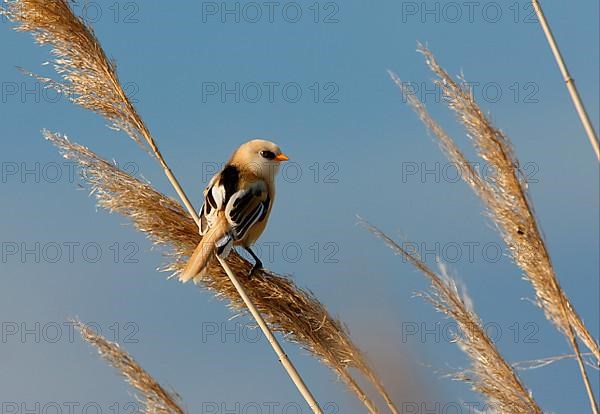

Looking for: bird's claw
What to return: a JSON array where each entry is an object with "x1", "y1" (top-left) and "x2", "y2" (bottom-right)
[{"x1": 248, "y1": 262, "x2": 262, "y2": 279}]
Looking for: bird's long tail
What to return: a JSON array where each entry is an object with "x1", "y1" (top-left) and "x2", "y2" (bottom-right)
[{"x1": 179, "y1": 214, "x2": 232, "y2": 283}]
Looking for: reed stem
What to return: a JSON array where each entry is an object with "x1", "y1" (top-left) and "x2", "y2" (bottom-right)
[
  {"x1": 528, "y1": 3, "x2": 600, "y2": 409},
  {"x1": 143, "y1": 136, "x2": 324, "y2": 414},
  {"x1": 216, "y1": 255, "x2": 324, "y2": 414},
  {"x1": 111, "y1": 61, "x2": 325, "y2": 412},
  {"x1": 531, "y1": 0, "x2": 600, "y2": 160}
]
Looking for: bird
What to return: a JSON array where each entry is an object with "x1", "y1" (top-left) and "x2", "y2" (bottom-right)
[{"x1": 179, "y1": 139, "x2": 289, "y2": 283}]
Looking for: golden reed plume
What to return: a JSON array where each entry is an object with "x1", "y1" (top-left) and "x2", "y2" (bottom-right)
[
  {"x1": 46, "y1": 131, "x2": 393, "y2": 413},
  {"x1": 388, "y1": 44, "x2": 599, "y2": 413},
  {"x1": 2, "y1": 0, "x2": 398, "y2": 411},
  {"x1": 3, "y1": 0, "x2": 151, "y2": 151},
  {"x1": 76, "y1": 321, "x2": 185, "y2": 414},
  {"x1": 362, "y1": 221, "x2": 543, "y2": 414},
  {"x1": 2, "y1": 0, "x2": 197, "y2": 216}
]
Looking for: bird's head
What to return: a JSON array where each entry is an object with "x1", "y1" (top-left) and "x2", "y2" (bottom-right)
[{"x1": 231, "y1": 139, "x2": 289, "y2": 181}]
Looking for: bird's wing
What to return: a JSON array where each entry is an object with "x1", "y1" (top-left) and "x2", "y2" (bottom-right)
[
  {"x1": 199, "y1": 173, "x2": 225, "y2": 235},
  {"x1": 225, "y1": 180, "x2": 270, "y2": 242},
  {"x1": 199, "y1": 167, "x2": 270, "y2": 242}
]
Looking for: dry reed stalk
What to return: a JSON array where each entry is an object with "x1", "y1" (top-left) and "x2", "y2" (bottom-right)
[
  {"x1": 215, "y1": 255, "x2": 323, "y2": 414},
  {"x1": 1, "y1": 1, "x2": 387, "y2": 411},
  {"x1": 361, "y1": 220, "x2": 543, "y2": 414},
  {"x1": 1, "y1": 0, "x2": 198, "y2": 239},
  {"x1": 45, "y1": 131, "x2": 389, "y2": 414},
  {"x1": 3, "y1": 2, "x2": 400, "y2": 411},
  {"x1": 531, "y1": 0, "x2": 600, "y2": 160},
  {"x1": 75, "y1": 321, "x2": 185, "y2": 414},
  {"x1": 2, "y1": 1, "x2": 147, "y2": 147},
  {"x1": 389, "y1": 44, "x2": 599, "y2": 412}
]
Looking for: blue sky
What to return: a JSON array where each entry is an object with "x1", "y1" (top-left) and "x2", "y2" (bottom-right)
[{"x1": 1, "y1": 1, "x2": 598, "y2": 413}]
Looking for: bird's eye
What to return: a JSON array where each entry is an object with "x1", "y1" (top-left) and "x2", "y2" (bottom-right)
[{"x1": 260, "y1": 150, "x2": 276, "y2": 160}]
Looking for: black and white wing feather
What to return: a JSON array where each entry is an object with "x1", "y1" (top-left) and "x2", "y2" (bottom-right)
[
  {"x1": 199, "y1": 166, "x2": 270, "y2": 243},
  {"x1": 199, "y1": 173, "x2": 224, "y2": 235},
  {"x1": 225, "y1": 180, "x2": 269, "y2": 241}
]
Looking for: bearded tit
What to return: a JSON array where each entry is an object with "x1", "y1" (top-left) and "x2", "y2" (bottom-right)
[{"x1": 179, "y1": 139, "x2": 289, "y2": 283}]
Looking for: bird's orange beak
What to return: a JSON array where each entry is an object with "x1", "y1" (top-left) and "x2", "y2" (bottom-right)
[{"x1": 274, "y1": 153, "x2": 289, "y2": 162}]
